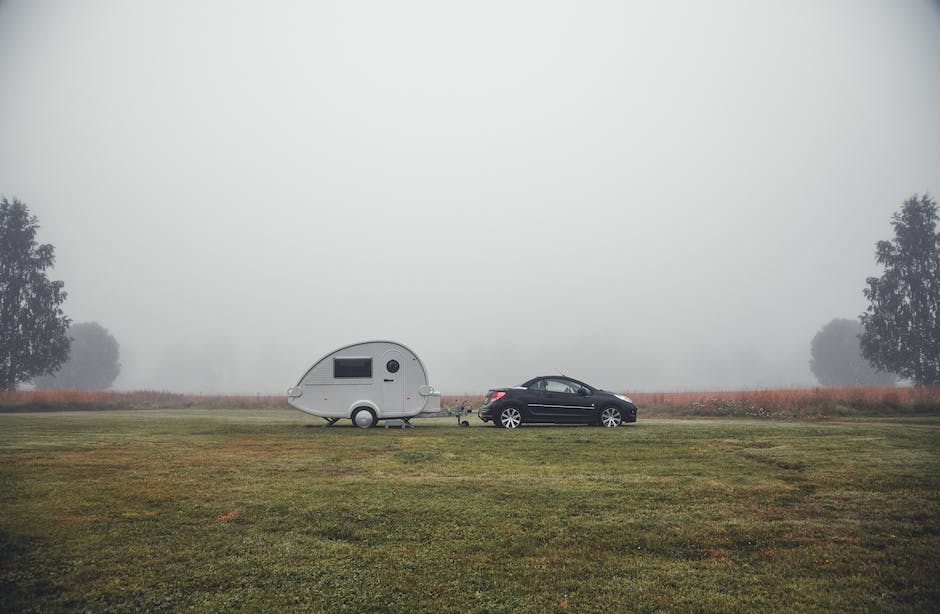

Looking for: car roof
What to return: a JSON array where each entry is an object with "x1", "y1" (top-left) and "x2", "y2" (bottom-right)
[{"x1": 522, "y1": 375, "x2": 593, "y2": 388}]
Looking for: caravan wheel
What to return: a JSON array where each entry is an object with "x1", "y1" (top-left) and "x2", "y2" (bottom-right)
[{"x1": 352, "y1": 408, "x2": 377, "y2": 429}]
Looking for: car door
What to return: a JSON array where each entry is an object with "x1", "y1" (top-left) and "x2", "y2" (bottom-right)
[
  {"x1": 538, "y1": 378, "x2": 593, "y2": 421},
  {"x1": 529, "y1": 377, "x2": 590, "y2": 422}
]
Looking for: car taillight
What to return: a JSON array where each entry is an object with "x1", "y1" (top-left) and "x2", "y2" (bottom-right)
[{"x1": 488, "y1": 391, "x2": 506, "y2": 403}]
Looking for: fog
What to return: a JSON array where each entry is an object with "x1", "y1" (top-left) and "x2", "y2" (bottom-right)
[{"x1": 1, "y1": 1, "x2": 938, "y2": 394}]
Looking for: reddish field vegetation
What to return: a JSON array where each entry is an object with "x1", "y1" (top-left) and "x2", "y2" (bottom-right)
[
  {"x1": 0, "y1": 390, "x2": 287, "y2": 412},
  {"x1": 628, "y1": 386, "x2": 940, "y2": 418},
  {"x1": 1, "y1": 387, "x2": 938, "y2": 418}
]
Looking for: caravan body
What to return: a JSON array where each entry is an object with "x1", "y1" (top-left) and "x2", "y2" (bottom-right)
[{"x1": 287, "y1": 340, "x2": 442, "y2": 427}]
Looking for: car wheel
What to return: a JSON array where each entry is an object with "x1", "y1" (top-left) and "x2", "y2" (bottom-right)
[
  {"x1": 599, "y1": 406, "x2": 623, "y2": 428},
  {"x1": 351, "y1": 407, "x2": 377, "y2": 429},
  {"x1": 498, "y1": 406, "x2": 522, "y2": 429}
]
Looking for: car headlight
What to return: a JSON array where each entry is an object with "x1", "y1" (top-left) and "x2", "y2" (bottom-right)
[{"x1": 615, "y1": 394, "x2": 634, "y2": 404}]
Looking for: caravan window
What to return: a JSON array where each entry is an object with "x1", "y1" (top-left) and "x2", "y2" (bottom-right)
[{"x1": 334, "y1": 357, "x2": 372, "y2": 378}]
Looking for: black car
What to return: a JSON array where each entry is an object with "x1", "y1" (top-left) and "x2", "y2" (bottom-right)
[{"x1": 479, "y1": 376, "x2": 638, "y2": 428}]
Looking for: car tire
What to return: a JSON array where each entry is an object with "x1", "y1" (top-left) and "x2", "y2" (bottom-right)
[
  {"x1": 497, "y1": 406, "x2": 523, "y2": 429},
  {"x1": 351, "y1": 407, "x2": 377, "y2": 429},
  {"x1": 599, "y1": 406, "x2": 623, "y2": 428}
]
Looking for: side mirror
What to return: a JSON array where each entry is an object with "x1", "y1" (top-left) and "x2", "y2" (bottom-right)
[{"x1": 578, "y1": 387, "x2": 589, "y2": 396}]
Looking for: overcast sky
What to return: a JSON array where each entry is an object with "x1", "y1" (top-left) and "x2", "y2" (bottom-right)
[{"x1": 1, "y1": 1, "x2": 938, "y2": 394}]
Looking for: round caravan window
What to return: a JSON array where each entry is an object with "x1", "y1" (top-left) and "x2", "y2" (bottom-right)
[{"x1": 386, "y1": 360, "x2": 400, "y2": 373}]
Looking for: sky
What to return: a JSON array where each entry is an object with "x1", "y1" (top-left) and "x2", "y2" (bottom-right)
[{"x1": 1, "y1": 1, "x2": 939, "y2": 394}]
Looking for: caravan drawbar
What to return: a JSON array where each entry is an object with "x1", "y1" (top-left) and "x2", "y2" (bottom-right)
[{"x1": 287, "y1": 340, "x2": 469, "y2": 428}]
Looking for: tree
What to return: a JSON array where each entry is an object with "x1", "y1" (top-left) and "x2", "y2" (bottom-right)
[
  {"x1": 810, "y1": 318, "x2": 895, "y2": 386},
  {"x1": 0, "y1": 198, "x2": 71, "y2": 391},
  {"x1": 860, "y1": 194, "x2": 940, "y2": 387},
  {"x1": 33, "y1": 322, "x2": 121, "y2": 389}
]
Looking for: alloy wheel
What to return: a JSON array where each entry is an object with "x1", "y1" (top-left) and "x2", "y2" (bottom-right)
[
  {"x1": 499, "y1": 407, "x2": 522, "y2": 428},
  {"x1": 600, "y1": 407, "x2": 622, "y2": 427}
]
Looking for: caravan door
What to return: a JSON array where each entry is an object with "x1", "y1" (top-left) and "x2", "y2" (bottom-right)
[{"x1": 381, "y1": 348, "x2": 405, "y2": 412}]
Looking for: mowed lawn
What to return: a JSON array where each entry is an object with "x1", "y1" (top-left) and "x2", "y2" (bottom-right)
[{"x1": 1, "y1": 411, "x2": 937, "y2": 612}]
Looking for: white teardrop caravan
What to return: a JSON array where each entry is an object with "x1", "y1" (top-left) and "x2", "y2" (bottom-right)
[{"x1": 287, "y1": 340, "x2": 448, "y2": 427}]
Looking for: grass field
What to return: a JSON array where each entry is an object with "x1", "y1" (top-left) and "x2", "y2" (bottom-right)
[{"x1": 1, "y1": 410, "x2": 938, "y2": 612}]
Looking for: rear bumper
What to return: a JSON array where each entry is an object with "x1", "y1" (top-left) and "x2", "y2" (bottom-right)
[{"x1": 479, "y1": 405, "x2": 497, "y2": 422}]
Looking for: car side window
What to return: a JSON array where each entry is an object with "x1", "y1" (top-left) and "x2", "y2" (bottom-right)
[
  {"x1": 530, "y1": 380, "x2": 545, "y2": 391},
  {"x1": 563, "y1": 379, "x2": 584, "y2": 394},
  {"x1": 544, "y1": 378, "x2": 575, "y2": 393}
]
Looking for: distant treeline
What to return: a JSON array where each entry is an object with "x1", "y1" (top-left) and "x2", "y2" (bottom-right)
[{"x1": 1, "y1": 387, "x2": 938, "y2": 418}]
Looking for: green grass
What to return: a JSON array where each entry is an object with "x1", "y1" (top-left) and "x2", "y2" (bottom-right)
[{"x1": 1, "y1": 411, "x2": 938, "y2": 612}]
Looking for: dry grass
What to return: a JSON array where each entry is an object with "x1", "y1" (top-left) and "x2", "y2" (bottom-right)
[{"x1": 629, "y1": 386, "x2": 940, "y2": 418}]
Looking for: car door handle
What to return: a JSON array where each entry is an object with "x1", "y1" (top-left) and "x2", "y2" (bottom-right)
[{"x1": 384, "y1": 378, "x2": 394, "y2": 382}]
